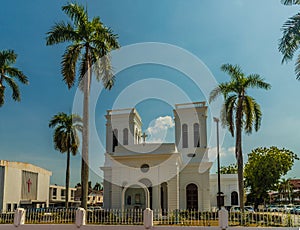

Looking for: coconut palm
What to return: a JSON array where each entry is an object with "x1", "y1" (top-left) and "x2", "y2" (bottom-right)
[
  {"x1": 46, "y1": 3, "x2": 119, "y2": 209},
  {"x1": 0, "y1": 49, "x2": 29, "y2": 106},
  {"x1": 279, "y1": 0, "x2": 300, "y2": 79},
  {"x1": 209, "y1": 64, "x2": 271, "y2": 212},
  {"x1": 49, "y1": 112, "x2": 83, "y2": 208}
]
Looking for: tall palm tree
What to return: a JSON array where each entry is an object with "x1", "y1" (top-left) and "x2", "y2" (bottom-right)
[
  {"x1": 0, "y1": 49, "x2": 29, "y2": 106},
  {"x1": 49, "y1": 112, "x2": 83, "y2": 208},
  {"x1": 279, "y1": 0, "x2": 300, "y2": 79},
  {"x1": 209, "y1": 64, "x2": 271, "y2": 212},
  {"x1": 46, "y1": 3, "x2": 119, "y2": 209}
]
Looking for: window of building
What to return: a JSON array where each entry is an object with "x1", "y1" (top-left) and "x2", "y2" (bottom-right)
[
  {"x1": 231, "y1": 191, "x2": 238, "y2": 206},
  {"x1": 71, "y1": 190, "x2": 75, "y2": 199},
  {"x1": 61, "y1": 189, "x2": 65, "y2": 198},
  {"x1": 186, "y1": 183, "x2": 198, "y2": 210},
  {"x1": 113, "y1": 129, "x2": 118, "y2": 152},
  {"x1": 182, "y1": 124, "x2": 188, "y2": 148},
  {"x1": 123, "y1": 128, "x2": 128, "y2": 145},
  {"x1": 193, "y1": 123, "x2": 200, "y2": 147},
  {"x1": 6, "y1": 203, "x2": 11, "y2": 212},
  {"x1": 53, "y1": 188, "x2": 57, "y2": 199},
  {"x1": 13, "y1": 203, "x2": 18, "y2": 211}
]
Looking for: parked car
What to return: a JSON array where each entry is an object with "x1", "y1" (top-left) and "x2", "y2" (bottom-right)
[
  {"x1": 290, "y1": 206, "x2": 300, "y2": 214},
  {"x1": 278, "y1": 204, "x2": 294, "y2": 213},
  {"x1": 265, "y1": 205, "x2": 280, "y2": 212},
  {"x1": 230, "y1": 206, "x2": 254, "y2": 213}
]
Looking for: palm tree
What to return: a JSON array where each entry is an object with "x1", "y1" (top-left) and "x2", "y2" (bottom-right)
[
  {"x1": 278, "y1": 178, "x2": 293, "y2": 203},
  {"x1": 49, "y1": 112, "x2": 82, "y2": 209},
  {"x1": 279, "y1": 0, "x2": 300, "y2": 79},
  {"x1": 0, "y1": 49, "x2": 29, "y2": 106},
  {"x1": 209, "y1": 64, "x2": 271, "y2": 212},
  {"x1": 46, "y1": 3, "x2": 119, "y2": 209}
]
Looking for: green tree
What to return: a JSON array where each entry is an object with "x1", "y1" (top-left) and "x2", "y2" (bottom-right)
[
  {"x1": 244, "y1": 146, "x2": 298, "y2": 207},
  {"x1": 49, "y1": 112, "x2": 83, "y2": 208},
  {"x1": 0, "y1": 49, "x2": 29, "y2": 106},
  {"x1": 220, "y1": 163, "x2": 237, "y2": 174},
  {"x1": 46, "y1": 3, "x2": 119, "y2": 209},
  {"x1": 209, "y1": 64, "x2": 271, "y2": 212},
  {"x1": 93, "y1": 182, "x2": 102, "y2": 191},
  {"x1": 279, "y1": 0, "x2": 300, "y2": 79}
]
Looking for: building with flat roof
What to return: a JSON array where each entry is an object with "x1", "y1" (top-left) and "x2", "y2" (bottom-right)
[{"x1": 0, "y1": 160, "x2": 52, "y2": 211}]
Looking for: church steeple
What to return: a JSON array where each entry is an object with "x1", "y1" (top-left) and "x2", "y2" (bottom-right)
[{"x1": 105, "y1": 108, "x2": 142, "y2": 153}]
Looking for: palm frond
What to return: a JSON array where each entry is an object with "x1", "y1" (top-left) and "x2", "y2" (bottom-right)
[
  {"x1": 94, "y1": 52, "x2": 115, "y2": 90},
  {"x1": 224, "y1": 95, "x2": 237, "y2": 136},
  {"x1": 279, "y1": 13, "x2": 300, "y2": 63},
  {"x1": 61, "y1": 44, "x2": 83, "y2": 88},
  {"x1": 3, "y1": 76, "x2": 20, "y2": 101},
  {"x1": 46, "y1": 21, "x2": 79, "y2": 46},
  {"x1": 221, "y1": 63, "x2": 244, "y2": 81},
  {"x1": 243, "y1": 96, "x2": 254, "y2": 134},
  {"x1": 5, "y1": 67, "x2": 29, "y2": 84},
  {"x1": 62, "y1": 3, "x2": 88, "y2": 27},
  {"x1": 0, "y1": 50, "x2": 17, "y2": 66},
  {"x1": 253, "y1": 100, "x2": 262, "y2": 132},
  {"x1": 0, "y1": 86, "x2": 5, "y2": 107},
  {"x1": 78, "y1": 50, "x2": 89, "y2": 91},
  {"x1": 245, "y1": 74, "x2": 271, "y2": 90},
  {"x1": 281, "y1": 0, "x2": 300, "y2": 5},
  {"x1": 294, "y1": 53, "x2": 300, "y2": 79}
]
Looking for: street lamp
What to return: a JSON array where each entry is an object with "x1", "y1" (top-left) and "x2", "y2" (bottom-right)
[{"x1": 213, "y1": 117, "x2": 222, "y2": 210}]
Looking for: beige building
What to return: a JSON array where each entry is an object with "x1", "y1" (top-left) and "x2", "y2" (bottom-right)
[
  {"x1": 102, "y1": 102, "x2": 214, "y2": 211},
  {"x1": 0, "y1": 160, "x2": 52, "y2": 211},
  {"x1": 209, "y1": 174, "x2": 239, "y2": 209},
  {"x1": 49, "y1": 185, "x2": 78, "y2": 207}
]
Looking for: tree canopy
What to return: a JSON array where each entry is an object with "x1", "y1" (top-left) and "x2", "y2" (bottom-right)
[
  {"x1": 244, "y1": 146, "x2": 298, "y2": 206},
  {"x1": 219, "y1": 163, "x2": 237, "y2": 174}
]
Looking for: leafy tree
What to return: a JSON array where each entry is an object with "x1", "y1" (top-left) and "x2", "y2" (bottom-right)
[
  {"x1": 46, "y1": 3, "x2": 119, "y2": 209},
  {"x1": 209, "y1": 64, "x2": 271, "y2": 211},
  {"x1": 49, "y1": 112, "x2": 83, "y2": 208},
  {"x1": 279, "y1": 0, "x2": 300, "y2": 79},
  {"x1": 244, "y1": 146, "x2": 298, "y2": 207},
  {"x1": 219, "y1": 163, "x2": 237, "y2": 174},
  {"x1": 0, "y1": 49, "x2": 29, "y2": 106},
  {"x1": 93, "y1": 182, "x2": 102, "y2": 191}
]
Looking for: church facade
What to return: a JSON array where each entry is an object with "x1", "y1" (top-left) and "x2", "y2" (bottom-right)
[{"x1": 101, "y1": 102, "x2": 238, "y2": 211}]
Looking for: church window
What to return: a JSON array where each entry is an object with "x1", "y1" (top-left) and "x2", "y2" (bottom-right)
[
  {"x1": 186, "y1": 183, "x2": 198, "y2": 210},
  {"x1": 231, "y1": 191, "x2": 238, "y2": 205},
  {"x1": 182, "y1": 124, "x2": 188, "y2": 148},
  {"x1": 113, "y1": 129, "x2": 118, "y2": 152},
  {"x1": 194, "y1": 123, "x2": 200, "y2": 147},
  {"x1": 123, "y1": 128, "x2": 128, "y2": 145},
  {"x1": 140, "y1": 164, "x2": 150, "y2": 173}
]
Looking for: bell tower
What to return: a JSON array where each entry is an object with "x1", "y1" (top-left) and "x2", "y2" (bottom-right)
[{"x1": 105, "y1": 108, "x2": 142, "y2": 153}]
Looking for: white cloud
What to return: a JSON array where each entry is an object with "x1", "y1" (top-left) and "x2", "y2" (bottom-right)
[{"x1": 146, "y1": 116, "x2": 174, "y2": 143}]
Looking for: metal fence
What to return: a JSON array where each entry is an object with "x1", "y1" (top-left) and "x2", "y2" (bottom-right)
[
  {"x1": 1, "y1": 208, "x2": 300, "y2": 227},
  {"x1": 25, "y1": 208, "x2": 76, "y2": 224},
  {"x1": 0, "y1": 211, "x2": 14, "y2": 224},
  {"x1": 86, "y1": 209, "x2": 143, "y2": 225}
]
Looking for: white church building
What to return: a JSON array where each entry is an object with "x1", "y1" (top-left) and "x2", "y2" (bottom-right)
[{"x1": 101, "y1": 102, "x2": 239, "y2": 211}]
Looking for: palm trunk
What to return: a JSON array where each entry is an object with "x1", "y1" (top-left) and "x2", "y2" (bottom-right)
[
  {"x1": 81, "y1": 47, "x2": 91, "y2": 210},
  {"x1": 65, "y1": 149, "x2": 70, "y2": 209},
  {"x1": 235, "y1": 97, "x2": 245, "y2": 217}
]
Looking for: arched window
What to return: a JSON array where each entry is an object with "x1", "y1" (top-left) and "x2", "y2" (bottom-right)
[
  {"x1": 193, "y1": 123, "x2": 200, "y2": 147},
  {"x1": 182, "y1": 124, "x2": 188, "y2": 148},
  {"x1": 123, "y1": 128, "x2": 128, "y2": 145},
  {"x1": 231, "y1": 191, "x2": 238, "y2": 206},
  {"x1": 112, "y1": 129, "x2": 118, "y2": 152},
  {"x1": 186, "y1": 183, "x2": 198, "y2": 210}
]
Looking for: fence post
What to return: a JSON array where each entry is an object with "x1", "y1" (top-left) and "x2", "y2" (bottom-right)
[
  {"x1": 14, "y1": 208, "x2": 26, "y2": 227},
  {"x1": 218, "y1": 207, "x2": 228, "y2": 230},
  {"x1": 143, "y1": 208, "x2": 153, "y2": 229},
  {"x1": 75, "y1": 208, "x2": 86, "y2": 228}
]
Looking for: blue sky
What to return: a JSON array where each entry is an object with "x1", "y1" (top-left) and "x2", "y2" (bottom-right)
[{"x1": 1, "y1": 0, "x2": 300, "y2": 186}]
